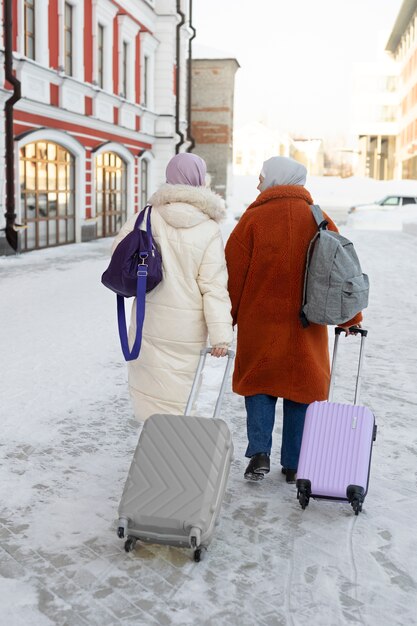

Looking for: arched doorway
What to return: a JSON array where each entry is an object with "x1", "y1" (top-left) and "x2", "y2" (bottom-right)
[
  {"x1": 95, "y1": 152, "x2": 127, "y2": 237},
  {"x1": 19, "y1": 141, "x2": 75, "y2": 251}
]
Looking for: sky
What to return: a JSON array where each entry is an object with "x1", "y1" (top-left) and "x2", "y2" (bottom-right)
[{"x1": 193, "y1": 0, "x2": 404, "y2": 145}]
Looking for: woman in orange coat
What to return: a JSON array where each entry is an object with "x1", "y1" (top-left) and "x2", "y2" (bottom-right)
[{"x1": 225, "y1": 156, "x2": 362, "y2": 483}]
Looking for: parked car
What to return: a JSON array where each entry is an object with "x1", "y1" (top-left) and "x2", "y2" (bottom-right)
[
  {"x1": 348, "y1": 195, "x2": 417, "y2": 213},
  {"x1": 347, "y1": 194, "x2": 417, "y2": 230}
]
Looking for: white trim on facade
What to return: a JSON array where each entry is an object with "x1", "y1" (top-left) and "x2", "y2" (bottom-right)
[
  {"x1": 58, "y1": 0, "x2": 84, "y2": 81},
  {"x1": 118, "y1": 14, "x2": 140, "y2": 102},
  {"x1": 94, "y1": 0, "x2": 118, "y2": 93},
  {"x1": 122, "y1": 0, "x2": 158, "y2": 32},
  {"x1": 17, "y1": 0, "x2": 49, "y2": 65},
  {"x1": 140, "y1": 31, "x2": 159, "y2": 110},
  {"x1": 16, "y1": 98, "x2": 154, "y2": 146},
  {"x1": 16, "y1": 128, "x2": 86, "y2": 244}
]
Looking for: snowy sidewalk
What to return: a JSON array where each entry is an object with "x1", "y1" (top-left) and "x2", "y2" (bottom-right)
[{"x1": 1, "y1": 230, "x2": 417, "y2": 626}]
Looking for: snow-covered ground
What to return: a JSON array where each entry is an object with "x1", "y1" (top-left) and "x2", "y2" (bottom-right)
[{"x1": 1, "y1": 219, "x2": 417, "y2": 625}]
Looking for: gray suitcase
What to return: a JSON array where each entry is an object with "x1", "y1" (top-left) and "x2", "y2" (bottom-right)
[{"x1": 117, "y1": 348, "x2": 235, "y2": 562}]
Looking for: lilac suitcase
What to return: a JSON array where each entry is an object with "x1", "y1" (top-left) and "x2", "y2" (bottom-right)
[{"x1": 296, "y1": 327, "x2": 377, "y2": 514}]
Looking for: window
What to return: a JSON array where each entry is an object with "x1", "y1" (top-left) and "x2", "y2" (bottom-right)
[
  {"x1": 97, "y1": 24, "x2": 104, "y2": 88},
  {"x1": 140, "y1": 159, "x2": 149, "y2": 208},
  {"x1": 386, "y1": 76, "x2": 397, "y2": 93},
  {"x1": 24, "y1": 0, "x2": 35, "y2": 59},
  {"x1": 382, "y1": 197, "x2": 400, "y2": 206},
  {"x1": 20, "y1": 141, "x2": 75, "y2": 251},
  {"x1": 143, "y1": 56, "x2": 149, "y2": 107},
  {"x1": 402, "y1": 197, "x2": 417, "y2": 205},
  {"x1": 95, "y1": 152, "x2": 127, "y2": 238},
  {"x1": 380, "y1": 105, "x2": 397, "y2": 123},
  {"x1": 122, "y1": 41, "x2": 128, "y2": 98},
  {"x1": 64, "y1": 2, "x2": 73, "y2": 76}
]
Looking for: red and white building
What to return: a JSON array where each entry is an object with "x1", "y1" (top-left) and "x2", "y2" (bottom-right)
[{"x1": 0, "y1": 0, "x2": 191, "y2": 252}]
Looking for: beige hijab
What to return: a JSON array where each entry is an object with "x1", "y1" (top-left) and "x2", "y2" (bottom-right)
[{"x1": 259, "y1": 156, "x2": 307, "y2": 192}]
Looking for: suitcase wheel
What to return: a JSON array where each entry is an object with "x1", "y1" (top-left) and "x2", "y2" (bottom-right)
[
  {"x1": 193, "y1": 547, "x2": 206, "y2": 562},
  {"x1": 298, "y1": 492, "x2": 309, "y2": 510},
  {"x1": 117, "y1": 526, "x2": 125, "y2": 539},
  {"x1": 347, "y1": 485, "x2": 365, "y2": 515},
  {"x1": 124, "y1": 537, "x2": 137, "y2": 553},
  {"x1": 193, "y1": 548, "x2": 202, "y2": 562},
  {"x1": 296, "y1": 479, "x2": 311, "y2": 510}
]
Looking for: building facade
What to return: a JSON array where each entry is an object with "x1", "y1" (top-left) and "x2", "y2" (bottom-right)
[
  {"x1": 0, "y1": 0, "x2": 191, "y2": 253},
  {"x1": 386, "y1": 0, "x2": 417, "y2": 179},
  {"x1": 351, "y1": 59, "x2": 399, "y2": 180},
  {"x1": 191, "y1": 57, "x2": 239, "y2": 201},
  {"x1": 233, "y1": 122, "x2": 291, "y2": 177}
]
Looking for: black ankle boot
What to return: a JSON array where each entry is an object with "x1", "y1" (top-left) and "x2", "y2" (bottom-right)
[
  {"x1": 281, "y1": 467, "x2": 297, "y2": 483},
  {"x1": 244, "y1": 453, "x2": 270, "y2": 481}
]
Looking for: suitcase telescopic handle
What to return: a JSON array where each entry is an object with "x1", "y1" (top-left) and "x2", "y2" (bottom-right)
[
  {"x1": 184, "y1": 348, "x2": 235, "y2": 418},
  {"x1": 335, "y1": 326, "x2": 368, "y2": 337},
  {"x1": 328, "y1": 327, "x2": 367, "y2": 405}
]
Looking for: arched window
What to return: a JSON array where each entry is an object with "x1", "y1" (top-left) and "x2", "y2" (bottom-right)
[
  {"x1": 19, "y1": 141, "x2": 75, "y2": 251},
  {"x1": 95, "y1": 152, "x2": 127, "y2": 237}
]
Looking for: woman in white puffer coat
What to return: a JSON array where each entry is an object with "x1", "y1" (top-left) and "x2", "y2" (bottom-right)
[{"x1": 111, "y1": 153, "x2": 234, "y2": 421}]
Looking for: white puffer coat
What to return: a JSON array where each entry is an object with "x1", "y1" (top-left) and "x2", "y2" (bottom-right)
[{"x1": 111, "y1": 184, "x2": 234, "y2": 421}]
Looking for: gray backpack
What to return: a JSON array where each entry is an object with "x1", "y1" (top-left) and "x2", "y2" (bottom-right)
[{"x1": 300, "y1": 205, "x2": 369, "y2": 327}]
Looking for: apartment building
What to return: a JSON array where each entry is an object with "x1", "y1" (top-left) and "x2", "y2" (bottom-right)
[
  {"x1": 352, "y1": 59, "x2": 399, "y2": 180},
  {"x1": 386, "y1": 0, "x2": 417, "y2": 179},
  {"x1": 0, "y1": 0, "x2": 191, "y2": 253}
]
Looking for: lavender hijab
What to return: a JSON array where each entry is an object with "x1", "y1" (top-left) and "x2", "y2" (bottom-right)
[
  {"x1": 259, "y1": 156, "x2": 307, "y2": 192},
  {"x1": 166, "y1": 153, "x2": 207, "y2": 186}
]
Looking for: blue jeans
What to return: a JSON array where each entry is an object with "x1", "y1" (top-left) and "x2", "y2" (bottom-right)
[{"x1": 244, "y1": 394, "x2": 309, "y2": 470}]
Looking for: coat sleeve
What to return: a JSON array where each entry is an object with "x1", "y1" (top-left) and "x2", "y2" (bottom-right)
[
  {"x1": 197, "y1": 230, "x2": 234, "y2": 347},
  {"x1": 324, "y1": 211, "x2": 363, "y2": 327},
  {"x1": 224, "y1": 228, "x2": 252, "y2": 326}
]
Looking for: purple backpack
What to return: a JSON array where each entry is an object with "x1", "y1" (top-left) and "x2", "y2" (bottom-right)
[{"x1": 101, "y1": 206, "x2": 163, "y2": 361}]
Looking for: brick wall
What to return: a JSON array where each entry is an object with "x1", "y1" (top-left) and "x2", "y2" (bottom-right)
[{"x1": 191, "y1": 58, "x2": 239, "y2": 199}]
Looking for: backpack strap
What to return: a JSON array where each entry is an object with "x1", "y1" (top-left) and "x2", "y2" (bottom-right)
[
  {"x1": 299, "y1": 205, "x2": 328, "y2": 328},
  {"x1": 310, "y1": 204, "x2": 328, "y2": 230},
  {"x1": 300, "y1": 232, "x2": 320, "y2": 328}
]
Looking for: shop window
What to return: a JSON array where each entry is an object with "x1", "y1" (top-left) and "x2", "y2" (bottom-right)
[
  {"x1": 20, "y1": 141, "x2": 75, "y2": 251},
  {"x1": 96, "y1": 152, "x2": 127, "y2": 237}
]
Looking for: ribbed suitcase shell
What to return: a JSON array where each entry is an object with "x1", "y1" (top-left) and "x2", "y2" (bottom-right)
[
  {"x1": 118, "y1": 413, "x2": 233, "y2": 547},
  {"x1": 297, "y1": 400, "x2": 375, "y2": 499}
]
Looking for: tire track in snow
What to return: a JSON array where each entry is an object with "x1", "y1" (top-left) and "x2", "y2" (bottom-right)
[{"x1": 347, "y1": 515, "x2": 364, "y2": 623}]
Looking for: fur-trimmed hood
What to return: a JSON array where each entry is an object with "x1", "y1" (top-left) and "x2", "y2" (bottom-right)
[{"x1": 149, "y1": 184, "x2": 226, "y2": 229}]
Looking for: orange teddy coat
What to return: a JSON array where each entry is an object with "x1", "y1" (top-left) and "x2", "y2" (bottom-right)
[{"x1": 225, "y1": 185, "x2": 362, "y2": 404}]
